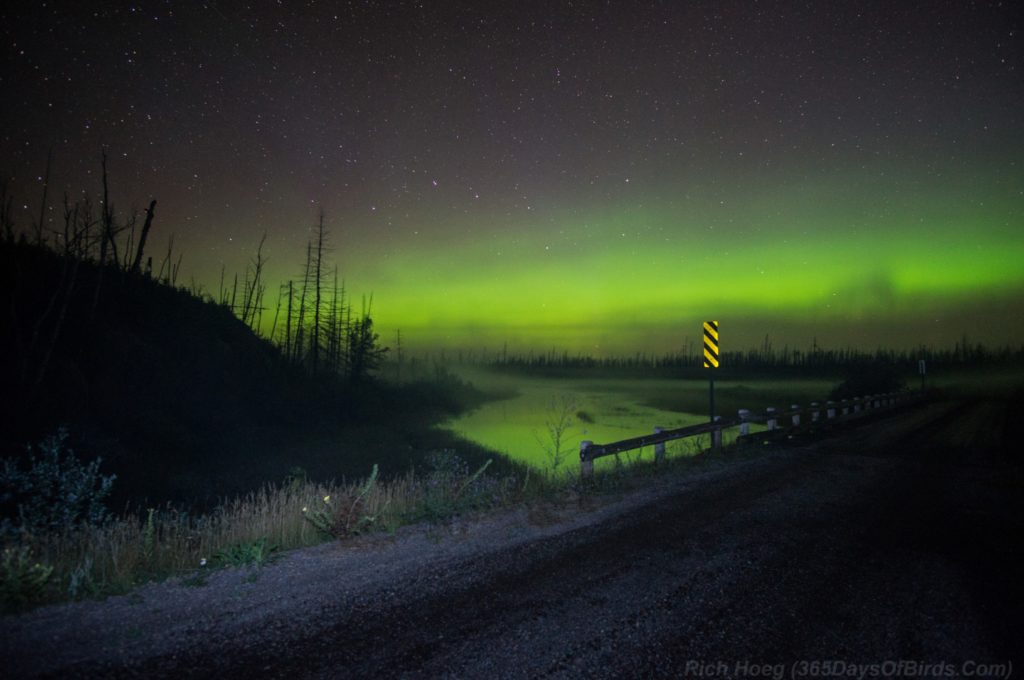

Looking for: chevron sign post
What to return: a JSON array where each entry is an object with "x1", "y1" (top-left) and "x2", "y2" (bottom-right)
[
  {"x1": 703, "y1": 320, "x2": 719, "y2": 368},
  {"x1": 703, "y1": 320, "x2": 719, "y2": 423}
]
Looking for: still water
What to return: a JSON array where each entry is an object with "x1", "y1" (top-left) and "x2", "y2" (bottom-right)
[{"x1": 442, "y1": 369, "x2": 831, "y2": 471}]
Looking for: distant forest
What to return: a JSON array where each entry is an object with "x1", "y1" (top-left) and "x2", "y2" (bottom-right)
[{"x1": 385, "y1": 336, "x2": 1024, "y2": 379}]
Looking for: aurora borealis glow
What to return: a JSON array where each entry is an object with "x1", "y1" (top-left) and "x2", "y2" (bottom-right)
[{"x1": 3, "y1": 1, "x2": 1022, "y2": 353}]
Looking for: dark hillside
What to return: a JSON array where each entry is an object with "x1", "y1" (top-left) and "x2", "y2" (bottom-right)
[{"x1": 1, "y1": 241, "x2": 505, "y2": 509}]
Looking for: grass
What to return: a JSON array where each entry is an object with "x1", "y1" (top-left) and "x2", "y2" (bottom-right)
[
  {"x1": 0, "y1": 435, "x2": 742, "y2": 614},
  {"x1": 6, "y1": 370, "x2": 906, "y2": 614}
]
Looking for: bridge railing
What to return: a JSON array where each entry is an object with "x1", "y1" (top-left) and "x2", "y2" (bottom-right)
[{"x1": 578, "y1": 390, "x2": 916, "y2": 476}]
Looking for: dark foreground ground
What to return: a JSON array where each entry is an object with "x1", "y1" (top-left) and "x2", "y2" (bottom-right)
[{"x1": 3, "y1": 396, "x2": 1021, "y2": 679}]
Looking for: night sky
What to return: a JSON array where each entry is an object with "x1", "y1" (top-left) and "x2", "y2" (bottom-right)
[{"x1": 3, "y1": 1, "x2": 1022, "y2": 354}]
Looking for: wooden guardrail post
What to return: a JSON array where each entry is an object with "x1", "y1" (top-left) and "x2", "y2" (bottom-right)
[
  {"x1": 811, "y1": 402, "x2": 820, "y2": 422},
  {"x1": 766, "y1": 407, "x2": 777, "y2": 431},
  {"x1": 853, "y1": 397, "x2": 862, "y2": 413},
  {"x1": 791, "y1": 404, "x2": 801, "y2": 427},
  {"x1": 841, "y1": 400, "x2": 850, "y2": 416},
  {"x1": 711, "y1": 416, "x2": 723, "y2": 448},
  {"x1": 580, "y1": 440, "x2": 593, "y2": 477},
  {"x1": 826, "y1": 401, "x2": 836, "y2": 419},
  {"x1": 738, "y1": 409, "x2": 751, "y2": 436},
  {"x1": 653, "y1": 427, "x2": 665, "y2": 463}
]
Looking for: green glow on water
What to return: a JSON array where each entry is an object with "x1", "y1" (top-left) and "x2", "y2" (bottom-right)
[{"x1": 444, "y1": 372, "x2": 836, "y2": 470}]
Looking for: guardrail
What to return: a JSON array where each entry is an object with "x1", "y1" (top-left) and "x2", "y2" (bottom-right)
[{"x1": 578, "y1": 390, "x2": 917, "y2": 476}]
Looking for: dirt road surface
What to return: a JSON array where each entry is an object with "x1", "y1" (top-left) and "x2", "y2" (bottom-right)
[{"x1": 3, "y1": 396, "x2": 1021, "y2": 678}]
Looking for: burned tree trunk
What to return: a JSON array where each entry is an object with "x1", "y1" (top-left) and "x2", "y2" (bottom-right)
[{"x1": 131, "y1": 199, "x2": 157, "y2": 274}]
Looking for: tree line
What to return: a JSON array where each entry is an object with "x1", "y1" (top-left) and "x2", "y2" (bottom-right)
[
  {"x1": 258, "y1": 209, "x2": 387, "y2": 381},
  {"x1": 1, "y1": 151, "x2": 387, "y2": 386},
  {"x1": 390, "y1": 337, "x2": 1024, "y2": 375}
]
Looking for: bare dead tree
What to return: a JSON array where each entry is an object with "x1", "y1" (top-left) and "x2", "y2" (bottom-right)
[
  {"x1": 130, "y1": 199, "x2": 157, "y2": 274},
  {"x1": 311, "y1": 209, "x2": 327, "y2": 374},
  {"x1": 158, "y1": 234, "x2": 175, "y2": 283},
  {"x1": 61, "y1": 193, "x2": 78, "y2": 257},
  {"x1": 30, "y1": 251, "x2": 79, "y2": 403},
  {"x1": 171, "y1": 251, "x2": 182, "y2": 286},
  {"x1": 269, "y1": 282, "x2": 285, "y2": 343},
  {"x1": 17, "y1": 217, "x2": 81, "y2": 400},
  {"x1": 240, "y1": 233, "x2": 267, "y2": 330},
  {"x1": 240, "y1": 233, "x2": 265, "y2": 326},
  {"x1": 119, "y1": 209, "x2": 139, "y2": 271},
  {"x1": 75, "y1": 194, "x2": 97, "y2": 260},
  {"x1": 293, "y1": 241, "x2": 312, "y2": 365},
  {"x1": 77, "y1": 195, "x2": 98, "y2": 260},
  {"x1": 34, "y1": 148, "x2": 52, "y2": 246},
  {"x1": 326, "y1": 265, "x2": 343, "y2": 374},
  {"x1": 90, "y1": 151, "x2": 125, "y2": 319},
  {"x1": 284, "y1": 279, "x2": 294, "y2": 359},
  {"x1": 395, "y1": 329, "x2": 403, "y2": 382},
  {"x1": 98, "y1": 150, "x2": 121, "y2": 266},
  {"x1": 1, "y1": 179, "x2": 16, "y2": 243}
]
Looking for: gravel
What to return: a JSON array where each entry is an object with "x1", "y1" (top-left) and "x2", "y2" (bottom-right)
[{"x1": 2, "y1": 400, "x2": 1020, "y2": 678}]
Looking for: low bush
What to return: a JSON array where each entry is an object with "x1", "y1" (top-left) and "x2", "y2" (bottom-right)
[
  {"x1": 0, "y1": 427, "x2": 115, "y2": 540},
  {"x1": 829, "y1": 363, "x2": 905, "y2": 401},
  {"x1": 1, "y1": 546, "x2": 54, "y2": 613},
  {"x1": 1, "y1": 431, "x2": 719, "y2": 614}
]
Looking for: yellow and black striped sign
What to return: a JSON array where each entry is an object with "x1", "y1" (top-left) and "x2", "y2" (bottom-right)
[{"x1": 703, "y1": 320, "x2": 719, "y2": 368}]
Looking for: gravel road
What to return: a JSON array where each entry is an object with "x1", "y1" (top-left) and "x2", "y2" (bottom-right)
[{"x1": 3, "y1": 398, "x2": 1021, "y2": 679}]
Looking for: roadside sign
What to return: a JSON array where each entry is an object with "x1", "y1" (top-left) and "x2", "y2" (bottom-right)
[
  {"x1": 703, "y1": 320, "x2": 719, "y2": 368},
  {"x1": 703, "y1": 320, "x2": 719, "y2": 423}
]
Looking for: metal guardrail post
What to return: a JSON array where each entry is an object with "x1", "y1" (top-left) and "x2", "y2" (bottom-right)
[
  {"x1": 738, "y1": 409, "x2": 750, "y2": 436},
  {"x1": 580, "y1": 440, "x2": 593, "y2": 477},
  {"x1": 574, "y1": 387, "x2": 924, "y2": 477},
  {"x1": 711, "y1": 416, "x2": 722, "y2": 448}
]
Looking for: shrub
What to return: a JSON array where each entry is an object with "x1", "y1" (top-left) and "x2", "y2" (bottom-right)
[
  {"x1": 829, "y1": 363, "x2": 905, "y2": 401},
  {"x1": 416, "y1": 451, "x2": 497, "y2": 522},
  {"x1": 213, "y1": 537, "x2": 279, "y2": 568},
  {"x1": 1, "y1": 546, "x2": 54, "y2": 612},
  {"x1": 0, "y1": 427, "x2": 115, "y2": 539},
  {"x1": 301, "y1": 464, "x2": 384, "y2": 538}
]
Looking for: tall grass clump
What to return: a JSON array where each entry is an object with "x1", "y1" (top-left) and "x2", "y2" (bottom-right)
[
  {"x1": 1, "y1": 429, "x2": 725, "y2": 614},
  {"x1": 1, "y1": 443, "x2": 519, "y2": 612}
]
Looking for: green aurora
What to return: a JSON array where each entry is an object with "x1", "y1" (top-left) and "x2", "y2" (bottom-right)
[
  {"x1": 5, "y1": 2, "x2": 1021, "y2": 356},
  {"x1": 247, "y1": 161, "x2": 1024, "y2": 355}
]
